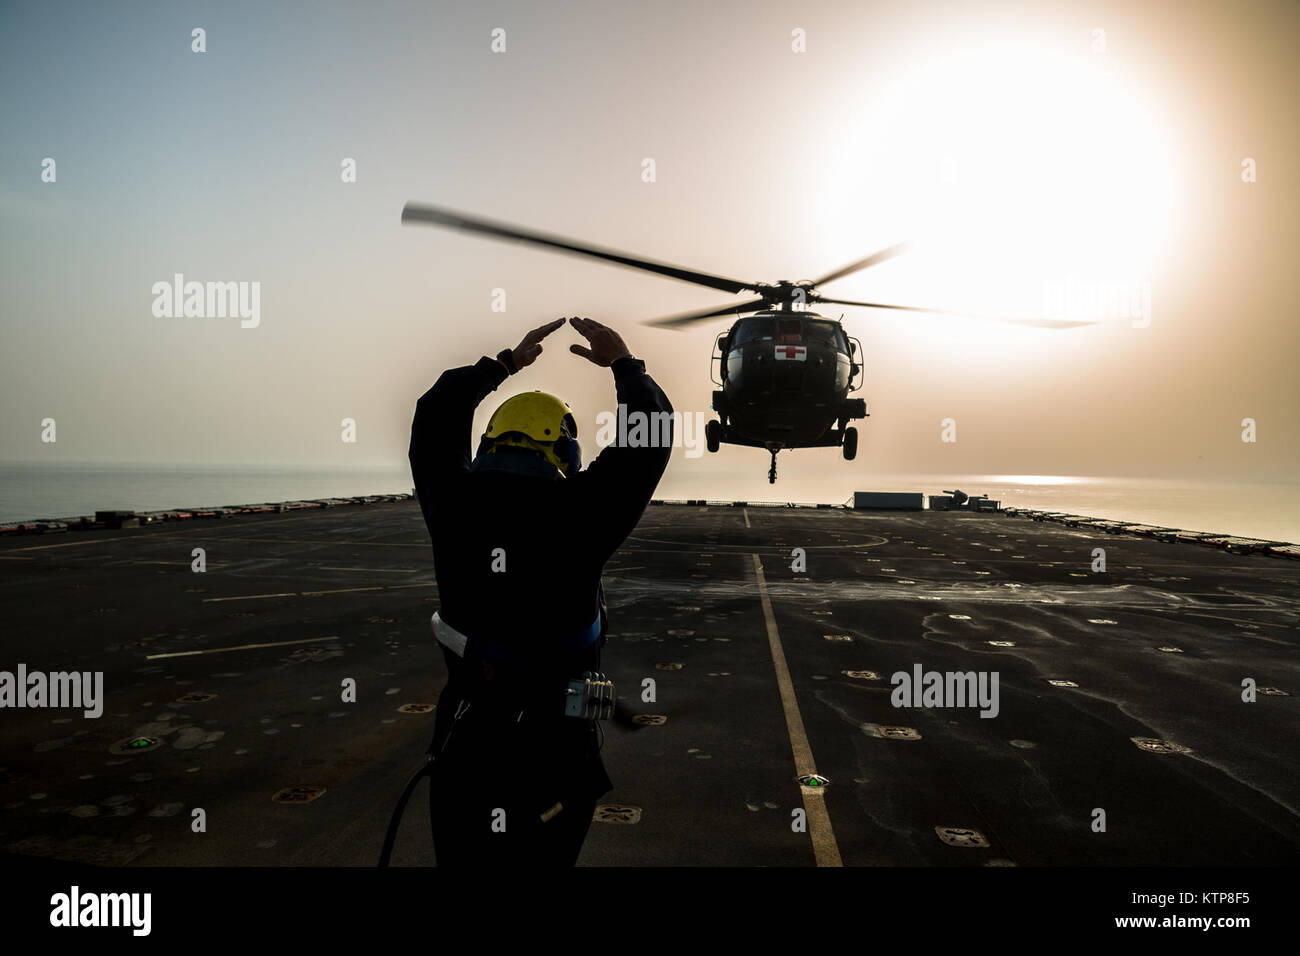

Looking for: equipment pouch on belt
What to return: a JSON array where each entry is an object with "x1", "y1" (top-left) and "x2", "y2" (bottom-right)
[{"x1": 564, "y1": 671, "x2": 615, "y2": 719}]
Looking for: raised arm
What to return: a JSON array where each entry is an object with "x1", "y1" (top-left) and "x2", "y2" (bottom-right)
[
  {"x1": 408, "y1": 318, "x2": 566, "y2": 524},
  {"x1": 569, "y1": 318, "x2": 674, "y2": 558}
]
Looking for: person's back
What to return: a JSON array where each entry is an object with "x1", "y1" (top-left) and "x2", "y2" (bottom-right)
[
  {"x1": 408, "y1": 316, "x2": 671, "y2": 866},
  {"x1": 427, "y1": 463, "x2": 634, "y2": 653}
]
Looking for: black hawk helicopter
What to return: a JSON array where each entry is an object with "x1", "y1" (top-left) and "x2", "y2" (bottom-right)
[{"x1": 402, "y1": 203, "x2": 1091, "y2": 482}]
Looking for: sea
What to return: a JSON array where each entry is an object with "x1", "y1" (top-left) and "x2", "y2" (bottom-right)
[{"x1": 0, "y1": 462, "x2": 1296, "y2": 544}]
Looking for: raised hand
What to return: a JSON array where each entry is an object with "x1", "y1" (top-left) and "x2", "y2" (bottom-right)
[
  {"x1": 509, "y1": 317, "x2": 566, "y2": 370},
  {"x1": 568, "y1": 316, "x2": 632, "y2": 367}
]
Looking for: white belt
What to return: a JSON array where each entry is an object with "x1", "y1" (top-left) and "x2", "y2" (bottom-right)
[
  {"x1": 430, "y1": 611, "x2": 469, "y2": 658},
  {"x1": 430, "y1": 610, "x2": 601, "y2": 660}
]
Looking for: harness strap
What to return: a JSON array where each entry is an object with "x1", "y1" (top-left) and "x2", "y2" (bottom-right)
[{"x1": 431, "y1": 611, "x2": 600, "y2": 663}]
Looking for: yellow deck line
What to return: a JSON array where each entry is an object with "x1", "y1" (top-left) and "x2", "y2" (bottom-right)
[{"x1": 751, "y1": 553, "x2": 842, "y2": 867}]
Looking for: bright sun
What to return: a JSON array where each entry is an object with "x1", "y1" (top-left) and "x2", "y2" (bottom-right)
[{"x1": 817, "y1": 36, "x2": 1182, "y2": 341}]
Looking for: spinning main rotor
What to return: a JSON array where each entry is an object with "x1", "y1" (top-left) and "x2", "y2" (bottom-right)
[{"x1": 401, "y1": 202, "x2": 1095, "y2": 330}]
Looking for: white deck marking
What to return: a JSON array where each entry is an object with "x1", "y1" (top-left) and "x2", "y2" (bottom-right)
[
  {"x1": 146, "y1": 635, "x2": 340, "y2": 659},
  {"x1": 187, "y1": 537, "x2": 428, "y2": 548},
  {"x1": 300, "y1": 586, "x2": 387, "y2": 596},
  {"x1": 203, "y1": 583, "x2": 434, "y2": 602},
  {"x1": 751, "y1": 553, "x2": 843, "y2": 867},
  {"x1": 318, "y1": 567, "x2": 418, "y2": 573},
  {"x1": 202, "y1": 592, "x2": 297, "y2": 603},
  {"x1": 7, "y1": 538, "x2": 114, "y2": 552}
]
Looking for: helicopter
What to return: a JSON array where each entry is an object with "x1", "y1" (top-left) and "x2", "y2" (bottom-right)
[{"x1": 401, "y1": 203, "x2": 1093, "y2": 482}]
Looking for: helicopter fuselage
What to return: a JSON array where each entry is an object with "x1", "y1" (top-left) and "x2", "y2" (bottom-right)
[{"x1": 710, "y1": 310, "x2": 867, "y2": 450}]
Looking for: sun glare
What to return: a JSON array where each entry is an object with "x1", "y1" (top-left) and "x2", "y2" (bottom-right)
[
  {"x1": 818, "y1": 36, "x2": 1181, "y2": 343},
  {"x1": 987, "y1": 475, "x2": 1082, "y2": 486}
]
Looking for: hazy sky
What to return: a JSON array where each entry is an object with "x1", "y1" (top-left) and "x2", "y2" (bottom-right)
[{"x1": 2, "y1": 0, "x2": 1296, "y2": 496}]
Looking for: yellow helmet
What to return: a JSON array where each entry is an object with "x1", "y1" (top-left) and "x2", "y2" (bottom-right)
[{"x1": 482, "y1": 391, "x2": 580, "y2": 475}]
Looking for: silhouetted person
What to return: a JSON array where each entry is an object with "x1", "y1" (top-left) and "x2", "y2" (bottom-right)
[{"x1": 408, "y1": 316, "x2": 672, "y2": 866}]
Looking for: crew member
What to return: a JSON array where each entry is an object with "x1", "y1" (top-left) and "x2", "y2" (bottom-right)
[{"x1": 408, "y1": 316, "x2": 672, "y2": 866}]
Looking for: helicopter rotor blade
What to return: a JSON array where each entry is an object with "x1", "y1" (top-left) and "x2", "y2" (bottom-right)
[
  {"x1": 810, "y1": 296, "x2": 1101, "y2": 329},
  {"x1": 644, "y1": 297, "x2": 770, "y2": 329},
  {"x1": 809, "y1": 241, "x2": 912, "y2": 288},
  {"x1": 402, "y1": 203, "x2": 755, "y2": 295}
]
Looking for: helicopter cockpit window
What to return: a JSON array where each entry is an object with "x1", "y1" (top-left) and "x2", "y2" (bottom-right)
[
  {"x1": 804, "y1": 320, "x2": 848, "y2": 351},
  {"x1": 778, "y1": 319, "x2": 802, "y2": 340},
  {"x1": 735, "y1": 318, "x2": 774, "y2": 345}
]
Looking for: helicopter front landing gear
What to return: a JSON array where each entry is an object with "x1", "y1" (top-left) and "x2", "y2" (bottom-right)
[
  {"x1": 842, "y1": 426, "x2": 858, "y2": 461},
  {"x1": 767, "y1": 449, "x2": 778, "y2": 484},
  {"x1": 705, "y1": 419, "x2": 721, "y2": 454}
]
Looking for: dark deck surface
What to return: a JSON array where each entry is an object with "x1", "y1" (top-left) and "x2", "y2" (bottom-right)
[{"x1": 2, "y1": 501, "x2": 1297, "y2": 866}]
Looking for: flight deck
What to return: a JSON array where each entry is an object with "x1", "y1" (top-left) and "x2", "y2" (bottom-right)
[{"x1": 1, "y1": 498, "x2": 1296, "y2": 867}]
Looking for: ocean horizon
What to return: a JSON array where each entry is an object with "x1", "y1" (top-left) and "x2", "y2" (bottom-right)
[{"x1": 1, "y1": 461, "x2": 1296, "y2": 544}]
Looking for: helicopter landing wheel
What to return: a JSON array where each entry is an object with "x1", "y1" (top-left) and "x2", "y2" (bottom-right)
[
  {"x1": 842, "y1": 426, "x2": 858, "y2": 461},
  {"x1": 768, "y1": 449, "x2": 778, "y2": 484},
  {"x1": 705, "y1": 419, "x2": 721, "y2": 454}
]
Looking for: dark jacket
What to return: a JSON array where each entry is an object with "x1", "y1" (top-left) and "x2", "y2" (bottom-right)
[{"x1": 409, "y1": 353, "x2": 673, "y2": 670}]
